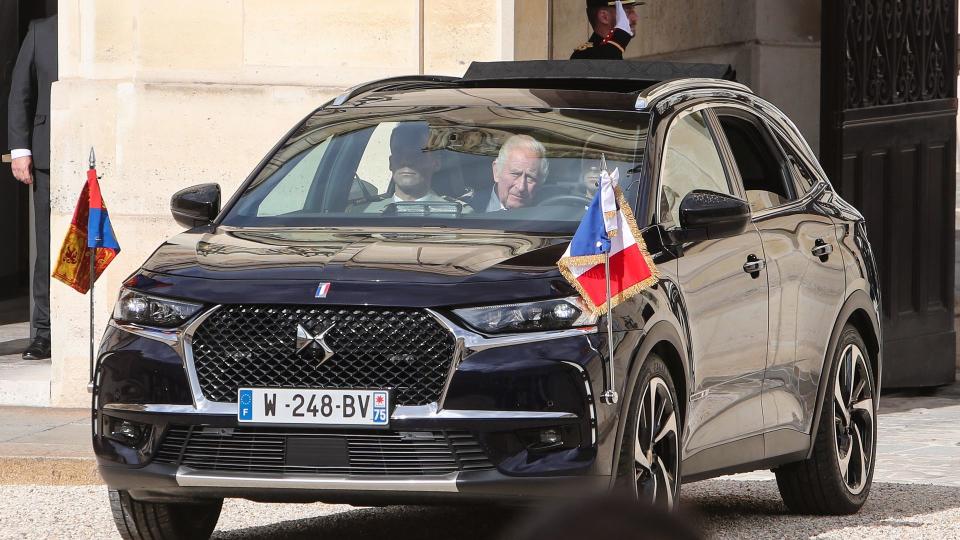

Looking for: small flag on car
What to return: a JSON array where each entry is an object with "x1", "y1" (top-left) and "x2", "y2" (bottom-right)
[
  {"x1": 557, "y1": 166, "x2": 658, "y2": 315},
  {"x1": 52, "y1": 156, "x2": 121, "y2": 294}
]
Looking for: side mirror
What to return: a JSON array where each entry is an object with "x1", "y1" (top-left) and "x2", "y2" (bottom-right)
[
  {"x1": 171, "y1": 183, "x2": 220, "y2": 228},
  {"x1": 674, "y1": 189, "x2": 751, "y2": 242}
]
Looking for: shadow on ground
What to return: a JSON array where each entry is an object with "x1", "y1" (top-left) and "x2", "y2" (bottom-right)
[
  {"x1": 213, "y1": 505, "x2": 522, "y2": 540},
  {"x1": 0, "y1": 338, "x2": 30, "y2": 356},
  {"x1": 684, "y1": 480, "x2": 960, "y2": 539},
  {"x1": 211, "y1": 481, "x2": 960, "y2": 540}
]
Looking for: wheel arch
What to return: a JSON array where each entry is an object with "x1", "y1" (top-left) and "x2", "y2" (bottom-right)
[
  {"x1": 805, "y1": 289, "x2": 881, "y2": 459},
  {"x1": 607, "y1": 321, "x2": 689, "y2": 488}
]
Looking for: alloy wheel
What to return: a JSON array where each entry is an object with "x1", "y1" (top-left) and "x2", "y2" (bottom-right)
[
  {"x1": 634, "y1": 376, "x2": 680, "y2": 509},
  {"x1": 833, "y1": 343, "x2": 875, "y2": 495}
]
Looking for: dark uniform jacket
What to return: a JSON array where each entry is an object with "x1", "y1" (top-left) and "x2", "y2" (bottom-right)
[
  {"x1": 8, "y1": 15, "x2": 58, "y2": 170},
  {"x1": 570, "y1": 28, "x2": 632, "y2": 60}
]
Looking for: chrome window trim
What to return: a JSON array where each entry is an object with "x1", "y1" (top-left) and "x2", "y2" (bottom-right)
[
  {"x1": 706, "y1": 101, "x2": 827, "y2": 219},
  {"x1": 176, "y1": 468, "x2": 460, "y2": 492},
  {"x1": 653, "y1": 103, "x2": 738, "y2": 229}
]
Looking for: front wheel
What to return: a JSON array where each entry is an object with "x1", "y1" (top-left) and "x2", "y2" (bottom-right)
[
  {"x1": 617, "y1": 354, "x2": 682, "y2": 510},
  {"x1": 774, "y1": 325, "x2": 877, "y2": 514},
  {"x1": 109, "y1": 489, "x2": 223, "y2": 540}
]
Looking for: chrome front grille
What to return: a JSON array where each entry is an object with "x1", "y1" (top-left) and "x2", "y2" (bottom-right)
[
  {"x1": 154, "y1": 426, "x2": 494, "y2": 476},
  {"x1": 190, "y1": 305, "x2": 456, "y2": 405}
]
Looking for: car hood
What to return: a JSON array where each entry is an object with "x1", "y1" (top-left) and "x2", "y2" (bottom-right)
[{"x1": 142, "y1": 227, "x2": 572, "y2": 285}]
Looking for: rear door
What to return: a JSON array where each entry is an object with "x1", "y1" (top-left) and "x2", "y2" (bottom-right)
[
  {"x1": 656, "y1": 107, "x2": 769, "y2": 458},
  {"x1": 713, "y1": 108, "x2": 847, "y2": 441}
]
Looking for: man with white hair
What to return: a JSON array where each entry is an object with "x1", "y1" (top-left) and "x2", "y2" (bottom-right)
[{"x1": 476, "y1": 134, "x2": 549, "y2": 212}]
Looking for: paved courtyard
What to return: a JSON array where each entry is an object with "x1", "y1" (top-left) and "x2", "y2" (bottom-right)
[{"x1": 1, "y1": 378, "x2": 959, "y2": 539}]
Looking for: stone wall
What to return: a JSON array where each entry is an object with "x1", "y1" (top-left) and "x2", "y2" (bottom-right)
[
  {"x1": 50, "y1": 0, "x2": 524, "y2": 406},
  {"x1": 550, "y1": 0, "x2": 822, "y2": 152}
]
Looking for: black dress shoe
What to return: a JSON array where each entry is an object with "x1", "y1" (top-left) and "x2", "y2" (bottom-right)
[{"x1": 22, "y1": 337, "x2": 51, "y2": 360}]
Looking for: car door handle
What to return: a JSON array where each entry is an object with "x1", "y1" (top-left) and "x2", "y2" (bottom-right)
[
  {"x1": 812, "y1": 239, "x2": 834, "y2": 261},
  {"x1": 743, "y1": 255, "x2": 765, "y2": 278}
]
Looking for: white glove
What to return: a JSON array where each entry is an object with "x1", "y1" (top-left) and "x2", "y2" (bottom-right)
[{"x1": 614, "y1": 1, "x2": 634, "y2": 36}]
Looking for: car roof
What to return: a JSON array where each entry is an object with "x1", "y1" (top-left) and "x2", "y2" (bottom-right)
[
  {"x1": 342, "y1": 86, "x2": 647, "y2": 112},
  {"x1": 327, "y1": 60, "x2": 753, "y2": 114}
]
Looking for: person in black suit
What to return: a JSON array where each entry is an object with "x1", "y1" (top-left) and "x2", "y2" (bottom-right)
[
  {"x1": 7, "y1": 15, "x2": 57, "y2": 360},
  {"x1": 570, "y1": 1, "x2": 641, "y2": 60}
]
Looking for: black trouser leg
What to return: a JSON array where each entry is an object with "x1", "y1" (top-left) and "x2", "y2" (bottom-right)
[{"x1": 32, "y1": 169, "x2": 50, "y2": 342}]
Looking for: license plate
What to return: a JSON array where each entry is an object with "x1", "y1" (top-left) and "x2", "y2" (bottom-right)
[{"x1": 237, "y1": 388, "x2": 390, "y2": 427}]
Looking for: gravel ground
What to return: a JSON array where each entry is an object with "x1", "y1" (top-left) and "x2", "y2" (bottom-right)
[{"x1": 2, "y1": 480, "x2": 959, "y2": 539}]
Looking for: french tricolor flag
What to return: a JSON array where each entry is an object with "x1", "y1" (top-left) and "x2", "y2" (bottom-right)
[{"x1": 558, "y1": 168, "x2": 658, "y2": 315}]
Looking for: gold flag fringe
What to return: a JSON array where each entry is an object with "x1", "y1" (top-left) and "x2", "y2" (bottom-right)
[{"x1": 557, "y1": 185, "x2": 661, "y2": 315}]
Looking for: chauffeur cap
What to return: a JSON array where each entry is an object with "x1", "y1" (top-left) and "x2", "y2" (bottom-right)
[{"x1": 585, "y1": 0, "x2": 644, "y2": 7}]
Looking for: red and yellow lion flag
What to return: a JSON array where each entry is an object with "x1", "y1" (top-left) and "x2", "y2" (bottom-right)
[{"x1": 52, "y1": 165, "x2": 121, "y2": 294}]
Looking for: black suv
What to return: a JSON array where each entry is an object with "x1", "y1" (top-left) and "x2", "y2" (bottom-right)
[{"x1": 94, "y1": 61, "x2": 881, "y2": 539}]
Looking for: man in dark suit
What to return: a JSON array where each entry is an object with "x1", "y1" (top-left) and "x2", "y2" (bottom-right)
[
  {"x1": 7, "y1": 15, "x2": 57, "y2": 360},
  {"x1": 570, "y1": 1, "x2": 641, "y2": 60}
]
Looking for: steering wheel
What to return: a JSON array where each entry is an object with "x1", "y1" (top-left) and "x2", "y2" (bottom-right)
[{"x1": 537, "y1": 195, "x2": 592, "y2": 207}]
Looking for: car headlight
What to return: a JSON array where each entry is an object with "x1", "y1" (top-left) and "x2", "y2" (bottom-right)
[
  {"x1": 112, "y1": 289, "x2": 203, "y2": 328},
  {"x1": 453, "y1": 296, "x2": 598, "y2": 334}
]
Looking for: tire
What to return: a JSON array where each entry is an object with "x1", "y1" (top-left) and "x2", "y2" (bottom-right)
[
  {"x1": 615, "y1": 354, "x2": 682, "y2": 510},
  {"x1": 774, "y1": 324, "x2": 877, "y2": 515},
  {"x1": 109, "y1": 489, "x2": 223, "y2": 540}
]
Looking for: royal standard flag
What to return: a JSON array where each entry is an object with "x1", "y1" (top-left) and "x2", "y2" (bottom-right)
[
  {"x1": 53, "y1": 167, "x2": 120, "y2": 293},
  {"x1": 557, "y1": 168, "x2": 658, "y2": 315}
]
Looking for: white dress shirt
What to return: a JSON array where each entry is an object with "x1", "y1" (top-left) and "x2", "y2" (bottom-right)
[
  {"x1": 10, "y1": 149, "x2": 32, "y2": 159},
  {"x1": 485, "y1": 187, "x2": 506, "y2": 212}
]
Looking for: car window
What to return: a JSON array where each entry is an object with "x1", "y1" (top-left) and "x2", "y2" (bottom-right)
[
  {"x1": 775, "y1": 133, "x2": 818, "y2": 196},
  {"x1": 257, "y1": 139, "x2": 331, "y2": 217},
  {"x1": 222, "y1": 107, "x2": 649, "y2": 234},
  {"x1": 716, "y1": 113, "x2": 796, "y2": 213},
  {"x1": 658, "y1": 110, "x2": 732, "y2": 229}
]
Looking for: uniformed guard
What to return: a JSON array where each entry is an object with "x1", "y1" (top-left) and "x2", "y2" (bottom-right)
[{"x1": 570, "y1": 0, "x2": 642, "y2": 60}]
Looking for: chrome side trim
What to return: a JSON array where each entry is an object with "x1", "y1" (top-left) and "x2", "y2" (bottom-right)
[
  {"x1": 562, "y1": 361, "x2": 598, "y2": 446},
  {"x1": 176, "y1": 468, "x2": 459, "y2": 492},
  {"x1": 181, "y1": 306, "x2": 223, "y2": 409},
  {"x1": 102, "y1": 401, "x2": 579, "y2": 421},
  {"x1": 108, "y1": 321, "x2": 181, "y2": 347},
  {"x1": 426, "y1": 309, "x2": 598, "y2": 353},
  {"x1": 103, "y1": 402, "x2": 237, "y2": 415}
]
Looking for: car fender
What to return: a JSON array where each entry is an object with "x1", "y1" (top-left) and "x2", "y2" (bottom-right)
[
  {"x1": 805, "y1": 289, "x2": 881, "y2": 459},
  {"x1": 606, "y1": 319, "x2": 689, "y2": 488}
]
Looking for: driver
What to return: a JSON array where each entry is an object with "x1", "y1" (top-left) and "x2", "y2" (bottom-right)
[
  {"x1": 471, "y1": 134, "x2": 549, "y2": 212},
  {"x1": 350, "y1": 122, "x2": 470, "y2": 213}
]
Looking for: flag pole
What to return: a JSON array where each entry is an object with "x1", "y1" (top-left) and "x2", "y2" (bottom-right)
[
  {"x1": 599, "y1": 153, "x2": 618, "y2": 405},
  {"x1": 600, "y1": 250, "x2": 618, "y2": 405},
  {"x1": 87, "y1": 147, "x2": 96, "y2": 393}
]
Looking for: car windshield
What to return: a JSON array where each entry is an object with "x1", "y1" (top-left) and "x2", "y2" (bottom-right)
[{"x1": 222, "y1": 106, "x2": 649, "y2": 233}]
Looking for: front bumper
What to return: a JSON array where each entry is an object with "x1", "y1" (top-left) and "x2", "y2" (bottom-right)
[
  {"x1": 94, "y1": 304, "x2": 620, "y2": 503},
  {"x1": 99, "y1": 460, "x2": 609, "y2": 505}
]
